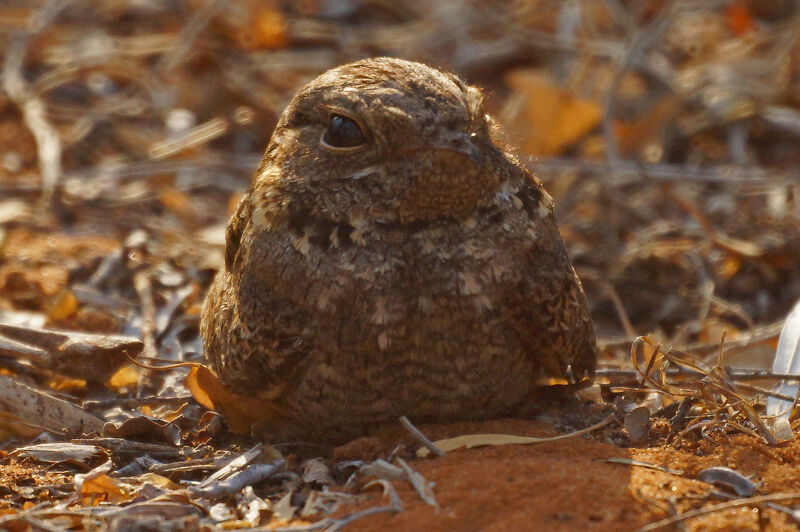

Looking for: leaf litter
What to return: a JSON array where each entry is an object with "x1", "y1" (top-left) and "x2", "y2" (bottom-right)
[{"x1": 0, "y1": 0, "x2": 800, "y2": 530}]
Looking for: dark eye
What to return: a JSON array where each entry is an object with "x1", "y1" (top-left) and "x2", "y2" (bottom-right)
[{"x1": 321, "y1": 114, "x2": 366, "y2": 149}]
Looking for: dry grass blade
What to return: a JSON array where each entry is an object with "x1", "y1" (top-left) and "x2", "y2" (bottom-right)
[
  {"x1": 626, "y1": 335, "x2": 784, "y2": 445},
  {"x1": 417, "y1": 413, "x2": 615, "y2": 457},
  {"x1": 1, "y1": 0, "x2": 73, "y2": 206}
]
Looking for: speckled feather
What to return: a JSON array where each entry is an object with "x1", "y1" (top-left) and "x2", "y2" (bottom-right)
[{"x1": 201, "y1": 58, "x2": 596, "y2": 442}]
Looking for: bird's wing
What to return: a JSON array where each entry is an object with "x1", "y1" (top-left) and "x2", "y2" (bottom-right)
[
  {"x1": 224, "y1": 192, "x2": 252, "y2": 271},
  {"x1": 498, "y1": 181, "x2": 596, "y2": 382}
]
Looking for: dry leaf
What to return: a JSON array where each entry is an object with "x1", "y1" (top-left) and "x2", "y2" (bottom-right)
[
  {"x1": 185, "y1": 364, "x2": 286, "y2": 434},
  {"x1": 623, "y1": 406, "x2": 651, "y2": 443},
  {"x1": 129, "y1": 473, "x2": 182, "y2": 491},
  {"x1": 725, "y1": 0, "x2": 756, "y2": 36},
  {"x1": 396, "y1": 458, "x2": 437, "y2": 508},
  {"x1": 605, "y1": 458, "x2": 684, "y2": 475},
  {"x1": 107, "y1": 364, "x2": 140, "y2": 390},
  {"x1": 505, "y1": 69, "x2": 602, "y2": 156},
  {"x1": 103, "y1": 414, "x2": 182, "y2": 446},
  {"x1": 0, "y1": 323, "x2": 142, "y2": 383},
  {"x1": 48, "y1": 290, "x2": 78, "y2": 321},
  {"x1": 81, "y1": 474, "x2": 131, "y2": 505},
  {"x1": 302, "y1": 458, "x2": 335, "y2": 486},
  {"x1": 76, "y1": 460, "x2": 131, "y2": 505},
  {"x1": 186, "y1": 363, "x2": 216, "y2": 410},
  {"x1": 271, "y1": 490, "x2": 297, "y2": 523},
  {"x1": 0, "y1": 374, "x2": 104, "y2": 435},
  {"x1": 13, "y1": 442, "x2": 106, "y2": 465},
  {"x1": 614, "y1": 97, "x2": 682, "y2": 161},
  {"x1": 158, "y1": 185, "x2": 196, "y2": 225},
  {"x1": 47, "y1": 374, "x2": 87, "y2": 392},
  {"x1": 249, "y1": 7, "x2": 289, "y2": 49}
]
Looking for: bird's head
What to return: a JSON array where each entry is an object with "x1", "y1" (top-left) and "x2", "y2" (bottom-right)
[{"x1": 252, "y1": 57, "x2": 537, "y2": 226}]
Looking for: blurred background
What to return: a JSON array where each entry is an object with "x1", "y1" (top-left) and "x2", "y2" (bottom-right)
[{"x1": 1, "y1": 0, "x2": 799, "y2": 365}]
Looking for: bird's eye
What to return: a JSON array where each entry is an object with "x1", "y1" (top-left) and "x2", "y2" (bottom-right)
[{"x1": 321, "y1": 114, "x2": 366, "y2": 150}]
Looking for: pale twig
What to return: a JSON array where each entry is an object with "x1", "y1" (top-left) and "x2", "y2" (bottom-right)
[
  {"x1": 1, "y1": 1, "x2": 73, "y2": 208},
  {"x1": 396, "y1": 457, "x2": 438, "y2": 508},
  {"x1": 157, "y1": 0, "x2": 225, "y2": 72},
  {"x1": 635, "y1": 492, "x2": 800, "y2": 532},
  {"x1": 602, "y1": 280, "x2": 636, "y2": 339},
  {"x1": 325, "y1": 506, "x2": 400, "y2": 532},
  {"x1": 188, "y1": 460, "x2": 285, "y2": 499},
  {"x1": 399, "y1": 416, "x2": 444, "y2": 457},
  {"x1": 270, "y1": 505, "x2": 400, "y2": 532},
  {"x1": 528, "y1": 157, "x2": 796, "y2": 185},
  {"x1": 596, "y1": 367, "x2": 800, "y2": 383},
  {"x1": 601, "y1": 0, "x2": 685, "y2": 163},
  {"x1": 133, "y1": 271, "x2": 158, "y2": 396}
]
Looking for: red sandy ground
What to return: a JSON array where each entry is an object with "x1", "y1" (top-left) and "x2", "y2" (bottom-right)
[
  {"x1": 332, "y1": 418, "x2": 800, "y2": 532},
  {"x1": 4, "y1": 418, "x2": 800, "y2": 531},
  {"x1": 3, "y1": 229, "x2": 800, "y2": 531}
]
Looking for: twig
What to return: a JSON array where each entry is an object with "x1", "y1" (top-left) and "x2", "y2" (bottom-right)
[
  {"x1": 396, "y1": 457, "x2": 438, "y2": 508},
  {"x1": 1, "y1": 0, "x2": 73, "y2": 207},
  {"x1": 399, "y1": 416, "x2": 444, "y2": 457},
  {"x1": 188, "y1": 460, "x2": 285, "y2": 499},
  {"x1": 635, "y1": 492, "x2": 800, "y2": 532},
  {"x1": 71, "y1": 437, "x2": 182, "y2": 457},
  {"x1": 528, "y1": 157, "x2": 796, "y2": 185},
  {"x1": 601, "y1": 0, "x2": 684, "y2": 163},
  {"x1": 271, "y1": 506, "x2": 400, "y2": 532},
  {"x1": 326, "y1": 506, "x2": 401, "y2": 532},
  {"x1": 148, "y1": 117, "x2": 230, "y2": 160},
  {"x1": 157, "y1": 0, "x2": 225, "y2": 72},
  {"x1": 133, "y1": 271, "x2": 158, "y2": 396},
  {"x1": 596, "y1": 367, "x2": 800, "y2": 383}
]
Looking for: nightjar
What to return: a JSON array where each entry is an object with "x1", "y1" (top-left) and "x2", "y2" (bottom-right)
[{"x1": 201, "y1": 57, "x2": 596, "y2": 442}]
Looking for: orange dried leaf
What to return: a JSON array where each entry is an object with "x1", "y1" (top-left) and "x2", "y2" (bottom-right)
[
  {"x1": 725, "y1": 1, "x2": 755, "y2": 36},
  {"x1": 107, "y1": 364, "x2": 140, "y2": 390},
  {"x1": 158, "y1": 186, "x2": 194, "y2": 218},
  {"x1": 242, "y1": 8, "x2": 289, "y2": 50},
  {"x1": 186, "y1": 364, "x2": 285, "y2": 434},
  {"x1": 130, "y1": 472, "x2": 181, "y2": 490},
  {"x1": 614, "y1": 97, "x2": 681, "y2": 161},
  {"x1": 505, "y1": 69, "x2": 602, "y2": 156},
  {"x1": 186, "y1": 363, "x2": 217, "y2": 410},
  {"x1": 80, "y1": 474, "x2": 130, "y2": 505},
  {"x1": 720, "y1": 255, "x2": 742, "y2": 279},
  {"x1": 47, "y1": 375, "x2": 86, "y2": 392},
  {"x1": 48, "y1": 290, "x2": 78, "y2": 320}
]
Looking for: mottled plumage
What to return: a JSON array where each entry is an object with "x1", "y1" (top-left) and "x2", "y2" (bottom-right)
[{"x1": 201, "y1": 58, "x2": 595, "y2": 442}]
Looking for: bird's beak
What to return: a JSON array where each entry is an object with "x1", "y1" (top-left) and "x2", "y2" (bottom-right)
[{"x1": 433, "y1": 132, "x2": 483, "y2": 165}]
